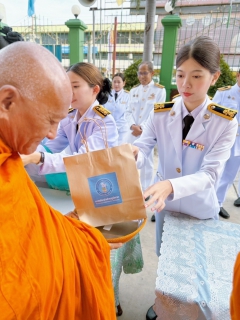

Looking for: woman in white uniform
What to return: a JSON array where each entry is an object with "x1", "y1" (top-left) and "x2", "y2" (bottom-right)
[
  {"x1": 133, "y1": 35, "x2": 238, "y2": 320},
  {"x1": 104, "y1": 73, "x2": 129, "y2": 145},
  {"x1": 22, "y1": 62, "x2": 118, "y2": 180}
]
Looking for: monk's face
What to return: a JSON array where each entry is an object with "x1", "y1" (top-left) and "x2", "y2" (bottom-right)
[
  {"x1": 0, "y1": 83, "x2": 72, "y2": 154},
  {"x1": 14, "y1": 86, "x2": 72, "y2": 154}
]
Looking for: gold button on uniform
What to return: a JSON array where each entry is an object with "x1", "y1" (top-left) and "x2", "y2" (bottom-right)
[
  {"x1": 176, "y1": 168, "x2": 181, "y2": 173},
  {"x1": 204, "y1": 114, "x2": 210, "y2": 119},
  {"x1": 170, "y1": 111, "x2": 175, "y2": 116}
]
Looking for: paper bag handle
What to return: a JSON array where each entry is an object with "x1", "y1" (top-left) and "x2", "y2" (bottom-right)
[{"x1": 77, "y1": 117, "x2": 108, "y2": 152}]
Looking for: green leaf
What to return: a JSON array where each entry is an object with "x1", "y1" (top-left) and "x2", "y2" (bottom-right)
[
  {"x1": 208, "y1": 55, "x2": 236, "y2": 97},
  {"x1": 124, "y1": 59, "x2": 142, "y2": 91}
]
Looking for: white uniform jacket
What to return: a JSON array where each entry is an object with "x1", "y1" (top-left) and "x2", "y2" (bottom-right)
[
  {"x1": 37, "y1": 100, "x2": 118, "y2": 174},
  {"x1": 125, "y1": 80, "x2": 166, "y2": 143},
  {"x1": 212, "y1": 83, "x2": 240, "y2": 156},
  {"x1": 134, "y1": 96, "x2": 238, "y2": 220},
  {"x1": 103, "y1": 89, "x2": 129, "y2": 144}
]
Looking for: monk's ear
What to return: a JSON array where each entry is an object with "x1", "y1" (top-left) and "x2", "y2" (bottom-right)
[{"x1": 0, "y1": 85, "x2": 20, "y2": 112}]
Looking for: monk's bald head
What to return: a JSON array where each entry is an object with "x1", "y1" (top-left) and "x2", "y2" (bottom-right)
[
  {"x1": 0, "y1": 42, "x2": 72, "y2": 154},
  {"x1": 0, "y1": 41, "x2": 71, "y2": 104}
]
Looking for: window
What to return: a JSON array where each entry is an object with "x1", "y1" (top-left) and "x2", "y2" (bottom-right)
[
  {"x1": 117, "y1": 32, "x2": 129, "y2": 44},
  {"x1": 116, "y1": 53, "x2": 129, "y2": 60},
  {"x1": 58, "y1": 33, "x2": 68, "y2": 43},
  {"x1": 132, "y1": 53, "x2": 143, "y2": 60},
  {"x1": 131, "y1": 31, "x2": 144, "y2": 44}
]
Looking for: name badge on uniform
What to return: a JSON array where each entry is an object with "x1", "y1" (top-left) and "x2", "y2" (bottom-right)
[{"x1": 183, "y1": 139, "x2": 204, "y2": 151}]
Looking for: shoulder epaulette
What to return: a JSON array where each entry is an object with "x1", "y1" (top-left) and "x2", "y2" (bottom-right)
[
  {"x1": 208, "y1": 95, "x2": 213, "y2": 100},
  {"x1": 154, "y1": 83, "x2": 165, "y2": 89},
  {"x1": 93, "y1": 105, "x2": 111, "y2": 118},
  {"x1": 68, "y1": 107, "x2": 74, "y2": 113},
  {"x1": 207, "y1": 103, "x2": 237, "y2": 120},
  {"x1": 154, "y1": 102, "x2": 174, "y2": 113},
  {"x1": 172, "y1": 93, "x2": 180, "y2": 99},
  {"x1": 124, "y1": 89, "x2": 129, "y2": 93},
  {"x1": 132, "y1": 83, "x2": 140, "y2": 89},
  {"x1": 217, "y1": 86, "x2": 231, "y2": 91}
]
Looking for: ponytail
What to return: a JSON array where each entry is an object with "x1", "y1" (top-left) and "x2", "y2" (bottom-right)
[{"x1": 97, "y1": 78, "x2": 112, "y2": 104}]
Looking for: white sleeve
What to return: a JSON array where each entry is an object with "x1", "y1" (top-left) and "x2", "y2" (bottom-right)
[
  {"x1": 134, "y1": 112, "x2": 157, "y2": 168},
  {"x1": 125, "y1": 93, "x2": 136, "y2": 127}
]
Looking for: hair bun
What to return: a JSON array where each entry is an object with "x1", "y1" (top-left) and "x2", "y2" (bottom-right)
[{"x1": 102, "y1": 78, "x2": 112, "y2": 94}]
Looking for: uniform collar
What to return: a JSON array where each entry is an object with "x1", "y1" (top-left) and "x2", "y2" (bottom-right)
[
  {"x1": 181, "y1": 96, "x2": 208, "y2": 120},
  {"x1": 141, "y1": 79, "x2": 154, "y2": 89},
  {"x1": 74, "y1": 100, "x2": 99, "y2": 124},
  {"x1": 112, "y1": 88, "x2": 123, "y2": 96}
]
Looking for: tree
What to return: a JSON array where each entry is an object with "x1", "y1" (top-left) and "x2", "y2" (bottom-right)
[
  {"x1": 208, "y1": 55, "x2": 236, "y2": 97},
  {"x1": 124, "y1": 59, "x2": 142, "y2": 91}
]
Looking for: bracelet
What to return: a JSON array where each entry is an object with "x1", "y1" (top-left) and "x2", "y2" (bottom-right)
[{"x1": 37, "y1": 152, "x2": 45, "y2": 166}]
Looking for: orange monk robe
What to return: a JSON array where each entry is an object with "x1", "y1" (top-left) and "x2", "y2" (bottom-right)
[
  {"x1": 0, "y1": 139, "x2": 116, "y2": 320},
  {"x1": 231, "y1": 253, "x2": 240, "y2": 320}
]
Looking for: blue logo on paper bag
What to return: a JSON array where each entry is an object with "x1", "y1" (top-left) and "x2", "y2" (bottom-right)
[
  {"x1": 96, "y1": 179, "x2": 113, "y2": 196},
  {"x1": 88, "y1": 172, "x2": 122, "y2": 208}
]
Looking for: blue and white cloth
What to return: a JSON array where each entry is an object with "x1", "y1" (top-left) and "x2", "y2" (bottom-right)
[{"x1": 155, "y1": 212, "x2": 240, "y2": 320}]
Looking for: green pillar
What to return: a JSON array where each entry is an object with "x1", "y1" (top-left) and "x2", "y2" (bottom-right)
[
  {"x1": 65, "y1": 19, "x2": 87, "y2": 65},
  {"x1": 160, "y1": 15, "x2": 182, "y2": 101},
  {"x1": 0, "y1": 21, "x2": 9, "y2": 36}
]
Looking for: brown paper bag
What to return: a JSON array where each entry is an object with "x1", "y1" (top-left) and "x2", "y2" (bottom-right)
[{"x1": 63, "y1": 118, "x2": 146, "y2": 228}]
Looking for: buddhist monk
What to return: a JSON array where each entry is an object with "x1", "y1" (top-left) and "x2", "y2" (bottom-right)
[
  {"x1": 0, "y1": 41, "x2": 117, "y2": 319},
  {"x1": 231, "y1": 253, "x2": 240, "y2": 319}
]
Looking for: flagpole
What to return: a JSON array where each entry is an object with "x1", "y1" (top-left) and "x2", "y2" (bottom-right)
[
  {"x1": 112, "y1": 16, "x2": 117, "y2": 76},
  {"x1": 99, "y1": 0, "x2": 102, "y2": 70},
  {"x1": 92, "y1": 8, "x2": 96, "y2": 65},
  {"x1": 227, "y1": 0, "x2": 233, "y2": 28}
]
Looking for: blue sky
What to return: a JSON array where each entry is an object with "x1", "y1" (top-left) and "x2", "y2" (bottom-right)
[{"x1": 0, "y1": 0, "x2": 133, "y2": 26}]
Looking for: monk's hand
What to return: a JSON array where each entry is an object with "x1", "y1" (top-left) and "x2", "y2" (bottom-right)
[
  {"x1": 65, "y1": 210, "x2": 79, "y2": 220},
  {"x1": 109, "y1": 243, "x2": 123, "y2": 250},
  {"x1": 144, "y1": 180, "x2": 173, "y2": 213},
  {"x1": 131, "y1": 145, "x2": 139, "y2": 160},
  {"x1": 131, "y1": 125, "x2": 142, "y2": 137},
  {"x1": 20, "y1": 152, "x2": 41, "y2": 166}
]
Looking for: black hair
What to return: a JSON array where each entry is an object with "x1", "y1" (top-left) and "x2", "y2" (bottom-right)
[
  {"x1": 67, "y1": 62, "x2": 111, "y2": 104},
  {"x1": 176, "y1": 36, "x2": 220, "y2": 74},
  {"x1": 113, "y1": 72, "x2": 125, "y2": 82}
]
